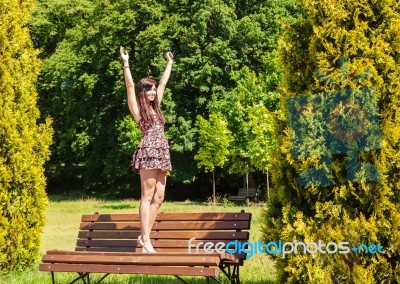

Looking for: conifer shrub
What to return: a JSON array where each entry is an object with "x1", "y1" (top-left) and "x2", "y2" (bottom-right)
[
  {"x1": 262, "y1": 0, "x2": 400, "y2": 282},
  {"x1": 0, "y1": 0, "x2": 53, "y2": 272}
]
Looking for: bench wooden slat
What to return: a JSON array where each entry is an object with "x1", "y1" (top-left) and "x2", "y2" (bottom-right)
[
  {"x1": 39, "y1": 263, "x2": 219, "y2": 277},
  {"x1": 42, "y1": 254, "x2": 220, "y2": 266},
  {"x1": 228, "y1": 197, "x2": 252, "y2": 201},
  {"x1": 75, "y1": 247, "x2": 245, "y2": 259},
  {"x1": 228, "y1": 188, "x2": 257, "y2": 202},
  {"x1": 77, "y1": 231, "x2": 249, "y2": 240},
  {"x1": 77, "y1": 239, "x2": 137, "y2": 247},
  {"x1": 76, "y1": 239, "x2": 247, "y2": 249},
  {"x1": 79, "y1": 220, "x2": 250, "y2": 231},
  {"x1": 75, "y1": 247, "x2": 137, "y2": 252},
  {"x1": 43, "y1": 250, "x2": 234, "y2": 258},
  {"x1": 81, "y1": 212, "x2": 251, "y2": 222},
  {"x1": 48, "y1": 250, "x2": 240, "y2": 262},
  {"x1": 229, "y1": 188, "x2": 256, "y2": 195}
]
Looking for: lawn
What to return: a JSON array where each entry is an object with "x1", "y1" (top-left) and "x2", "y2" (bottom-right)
[{"x1": 1, "y1": 195, "x2": 276, "y2": 284}]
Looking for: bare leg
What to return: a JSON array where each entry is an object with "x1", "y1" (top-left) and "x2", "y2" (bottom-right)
[
  {"x1": 148, "y1": 170, "x2": 167, "y2": 230},
  {"x1": 139, "y1": 169, "x2": 158, "y2": 253}
]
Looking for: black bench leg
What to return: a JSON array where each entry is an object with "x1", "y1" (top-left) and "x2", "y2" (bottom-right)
[
  {"x1": 233, "y1": 265, "x2": 240, "y2": 284},
  {"x1": 49, "y1": 272, "x2": 89, "y2": 284},
  {"x1": 97, "y1": 273, "x2": 110, "y2": 283},
  {"x1": 219, "y1": 264, "x2": 240, "y2": 284},
  {"x1": 69, "y1": 272, "x2": 90, "y2": 284},
  {"x1": 208, "y1": 276, "x2": 224, "y2": 284},
  {"x1": 174, "y1": 275, "x2": 189, "y2": 284}
]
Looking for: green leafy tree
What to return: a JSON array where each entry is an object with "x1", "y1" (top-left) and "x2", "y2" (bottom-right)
[
  {"x1": 206, "y1": 0, "x2": 300, "y2": 190},
  {"x1": 194, "y1": 113, "x2": 232, "y2": 205},
  {"x1": 0, "y1": 0, "x2": 53, "y2": 272},
  {"x1": 29, "y1": 0, "x2": 300, "y2": 192},
  {"x1": 263, "y1": 0, "x2": 400, "y2": 282},
  {"x1": 246, "y1": 105, "x2": 277, "y2": 199},
  {"x1": 31, "y1": 0, "x2": 172, "y2": 189},
  {"x1": 210, "y1": 65, "x2": 280, "y2": 175}
]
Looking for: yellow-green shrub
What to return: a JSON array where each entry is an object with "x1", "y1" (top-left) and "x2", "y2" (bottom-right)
[
  {"x1": 0, "y1": 0, "x2": 53, "y2": 273},
  {"x1": 263, "y1": 0, "x2": 400, "y2": 282}
]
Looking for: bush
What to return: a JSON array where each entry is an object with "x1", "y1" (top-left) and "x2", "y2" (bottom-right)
[
  {"x1": 0, "y1": 0, "x2": 53, "y2": 273},
  {"x1": 262, "y1": 0, "x2": 400, "y2": 282}
]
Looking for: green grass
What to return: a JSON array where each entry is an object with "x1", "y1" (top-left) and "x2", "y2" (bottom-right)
[{"x1": 1, "y1": 196, "x2": 276, "y2": 284}]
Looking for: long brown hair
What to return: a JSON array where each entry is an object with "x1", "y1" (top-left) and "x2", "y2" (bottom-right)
[{"x1": 136, "y1": 78, "x2": 165, "y2": 125}]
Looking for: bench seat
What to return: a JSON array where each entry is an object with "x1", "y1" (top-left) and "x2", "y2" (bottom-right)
[
  {"x1": 40, "y1": 251, "x2": 221, "y2": 276},
  {"x1": 39, "y1": 211, "x2": 252, "y2": 284}
]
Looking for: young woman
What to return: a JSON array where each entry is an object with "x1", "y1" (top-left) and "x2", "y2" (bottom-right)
[{"x1": 120, "y1": 46, "x2": 173, "y2": 253}]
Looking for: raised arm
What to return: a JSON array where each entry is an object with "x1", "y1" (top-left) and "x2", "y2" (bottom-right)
[
  {"x1": 120, "y1": 46, "x2": 140, "y2": 123},
  {"x1": 157, "y1": 51, "x2": 174, "y2": 104}
]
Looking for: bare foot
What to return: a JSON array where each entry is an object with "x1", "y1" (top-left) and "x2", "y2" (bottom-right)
[{"x1": 138, "y1": 235, "x2": 156, "y2": 253}]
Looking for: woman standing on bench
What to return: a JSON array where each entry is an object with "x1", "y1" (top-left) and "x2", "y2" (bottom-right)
[{"x1": 120, "y1": 46, "x2": 173, "y2": 253}]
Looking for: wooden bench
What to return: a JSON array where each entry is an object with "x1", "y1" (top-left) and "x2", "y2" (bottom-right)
[
  {"x1": 39, "y1": 211, "x2": 252, "y2": 284},
  {"x1": 228, "y1": 188, "x2": 257, "y2": 204}
]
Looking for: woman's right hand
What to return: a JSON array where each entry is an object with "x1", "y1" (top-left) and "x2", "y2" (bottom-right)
[{"x1": 120, "y1": 46, "x2": 129, "y2": 64}]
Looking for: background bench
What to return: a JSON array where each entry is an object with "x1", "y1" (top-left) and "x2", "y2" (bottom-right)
[
  {"x1": 40, "y1": 211, "x2": 252, "y2": 284},
  {"x1": 228, "y1": 188, "x2": 257, "y2": 205}
]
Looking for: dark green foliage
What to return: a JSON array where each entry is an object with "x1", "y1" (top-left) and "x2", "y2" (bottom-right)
[
  {"x1": 30, "y1": 0, "x2": 300, "y2": 190},
  {"x1": 0, "y1": 0, "x2": 53, "y2": 272},
  {"x1": 262, "y1": 0, "x2": 400, "y2": 282}
]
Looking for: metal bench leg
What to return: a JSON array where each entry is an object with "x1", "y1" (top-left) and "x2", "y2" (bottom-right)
[
  {"x1": 208, "y1": 276, "x2": 224, "y2": 284},
  {"x1": 219, "y1": 264, "x2": 240, "y2": 284},
  {"x1": 233, "y1": 265, "x2": 240, "y2": 284},
  {"x1": 174, "y1": 275, "x2": 189, "y2": 284},
  {"x1": 51, "y1": 272, "x2": 55, "y2": 284},
  {"x1": 69, "y1": 272, "x2": 90, "y2": 284},
  {"x1": 97, "y1": 273, "x2": 110, "y2": 283},
  {"x1": 175, "y1": 275, "x2": 224, "y2": 284}
]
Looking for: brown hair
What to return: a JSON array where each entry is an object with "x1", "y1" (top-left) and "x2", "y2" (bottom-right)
[{"x1": 136, "y1": 78, "x2": 165, "y2": 125}]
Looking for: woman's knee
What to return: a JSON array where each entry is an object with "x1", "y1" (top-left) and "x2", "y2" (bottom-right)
[
  {"x1": 153, "y1": 194, "x2": 164, "y2": 206},
  {"x1": 141, "y1": 186, "x2": 155, "y2": 201},
  {"x1": 151, "y1": 170, "x2": 166, "y2": 205},
  {"x1": 140, "y1": 170, "x2": 157, "y2": 198},
  {"x1": 141, "y1": 182, "x2": 156, "y2": 203}
]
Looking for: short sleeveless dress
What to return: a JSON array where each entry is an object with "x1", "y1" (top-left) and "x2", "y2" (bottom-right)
[{"x1": 131, "y1": 116, "x2": 172, "y2": 173}]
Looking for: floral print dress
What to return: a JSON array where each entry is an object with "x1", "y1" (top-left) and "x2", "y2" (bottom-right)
[{"x1": 131, "y1": 116, "x2": 171, "y2": 173}]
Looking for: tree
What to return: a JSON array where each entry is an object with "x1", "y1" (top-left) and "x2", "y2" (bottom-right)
[
  {"x1": 194, "y1": 113, "x2": 232, "y2": 205},
  {"x1": 210, "y1": 65, "x2": 280, "y2": 175},
  {"x1": 30, "y1": 0, "x2": 186, "y2": 190},
  {"x1": 246, "y1": 105, "x2": 277, "y2": 199},
  {"x1": 206, "y1": 0, "x2": 300, "y2": 189},
  {"x1": 29, "y1": 0, "x2": 300, "y2": 192},
  {"x1": 263, "y1": 0, "x2": 400, "y2": 282},
  {"x1": 0, "y1": 0, "x2": 53, "y2": 272}
]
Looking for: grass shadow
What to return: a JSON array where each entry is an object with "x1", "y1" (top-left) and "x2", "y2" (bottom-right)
[
  {"x1": 116, "y1": 274, "x2": 276, "y2": 284},
  {"x1": 19, "y1": 269, "x2": 275, "y2": 284},
  {"x1": 47, "y1": 192, "x2": 138, "y2": 203},
  {"x1": 48, "y1": 193, "x2": 92, "y2": 202},
  {"x1": 100, "y1": 204, "x2": 135, "y2": 210}
]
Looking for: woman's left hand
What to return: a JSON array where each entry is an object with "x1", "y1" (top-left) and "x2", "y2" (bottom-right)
[{"x1": 166, "y1": 51, "x2": 174, "y2": 62}]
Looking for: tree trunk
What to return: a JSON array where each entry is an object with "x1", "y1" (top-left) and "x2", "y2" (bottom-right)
[
  {"x1": 212, "y1": 170, "x2": 216, "y2": 206},
  {"x1": 266, "y1": 168, "x2": 270, "y2": 200}
]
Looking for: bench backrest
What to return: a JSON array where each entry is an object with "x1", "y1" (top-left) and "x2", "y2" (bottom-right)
[
  {"x1": 76, "y1": 212, "x2": 251, "y2": 262},
  {"x1": 236, "y1": 188, "x2": 257, "y2": 197}
]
